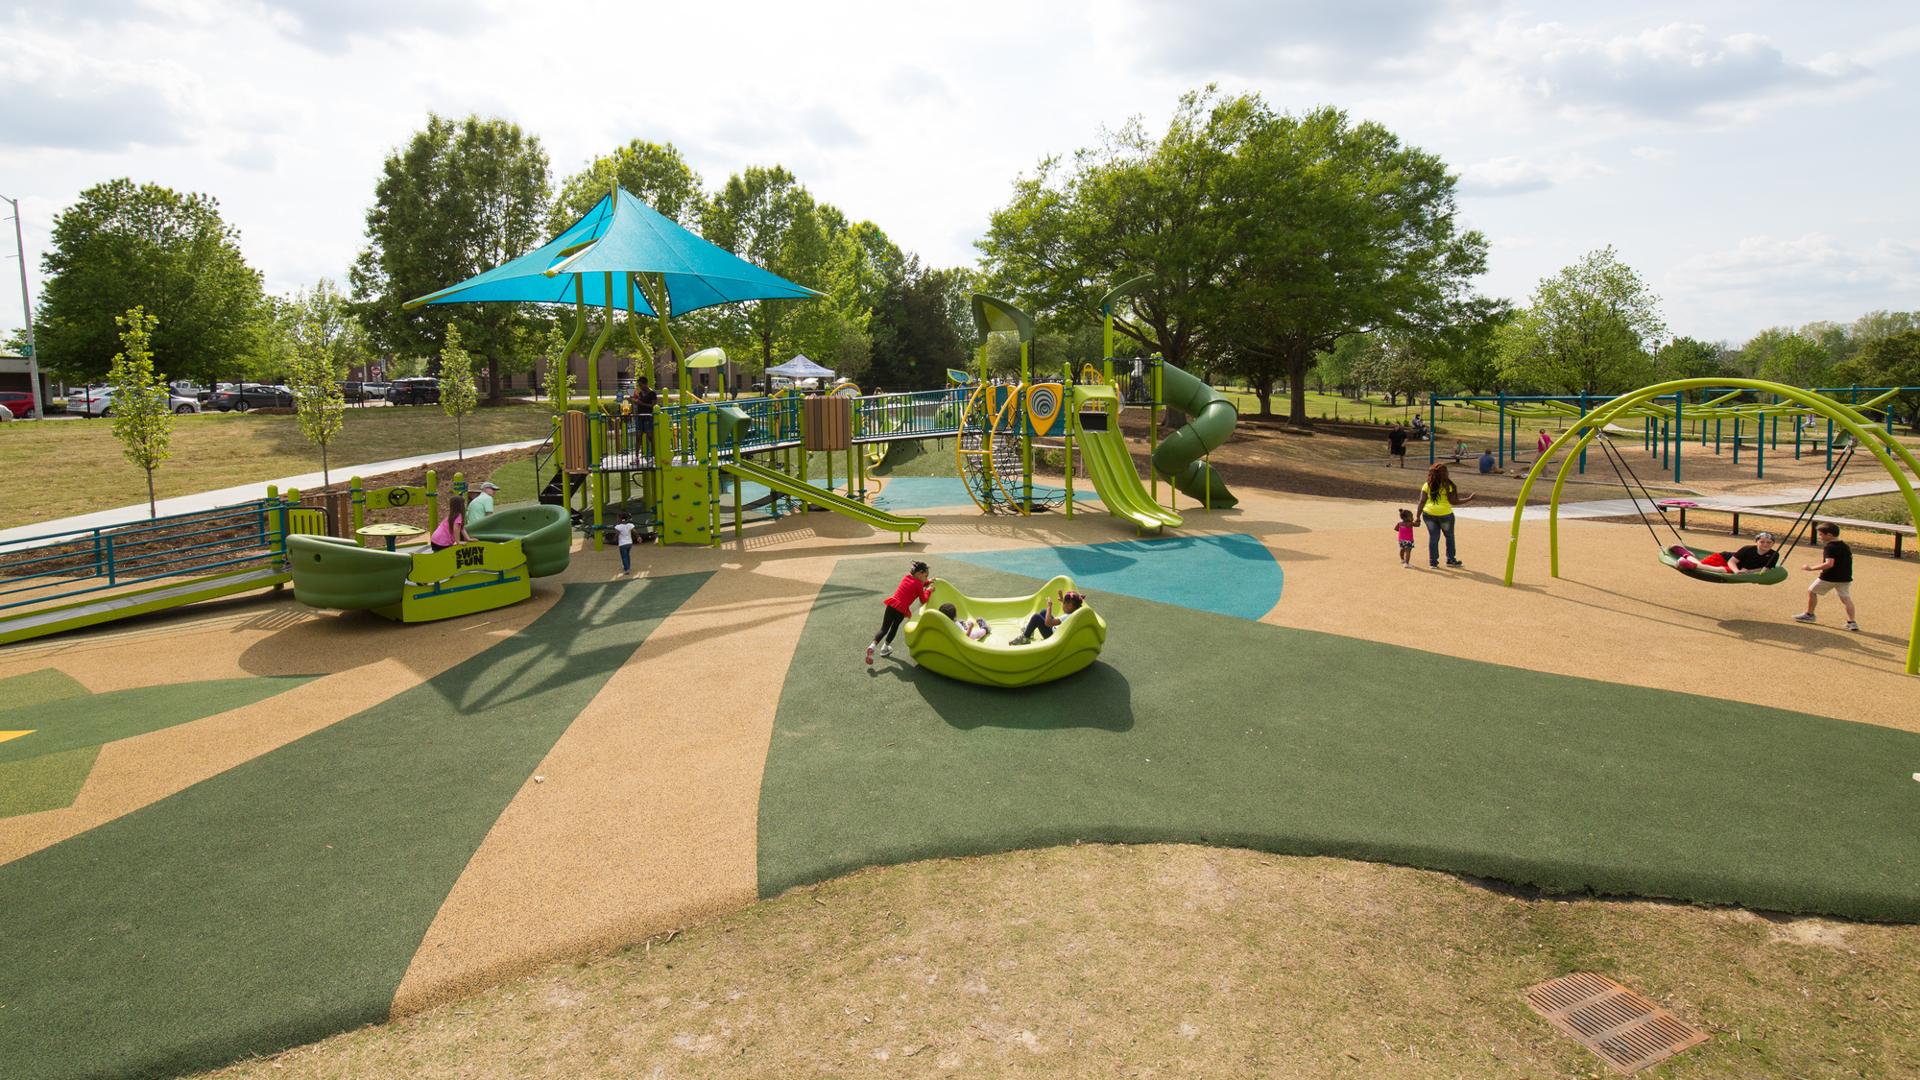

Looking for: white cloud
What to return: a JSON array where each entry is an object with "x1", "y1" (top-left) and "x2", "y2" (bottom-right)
[
  {"x1": 1123, "y1": 0, "x2": 1494, "y2": 81},
  {"x1": 1457, "y1": 154, "x2": 1609, "y2": 197},
  {"x1": 0, "y1": 35, "x2": 202, "y2": 151},
  {"x1": 1665, "y1": 234, "x2": 1920, "y2": 337},
  {"x1": 1484, "y1": 22, "x2": 1870, "y2": 123},
  {"x1": 249, "y1": 0, "x2": 486, "y2": 53}
]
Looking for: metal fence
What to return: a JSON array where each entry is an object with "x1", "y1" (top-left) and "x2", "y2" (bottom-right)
[{"x1": 0, "y1": 499, "x2": 289, "y2": 613}]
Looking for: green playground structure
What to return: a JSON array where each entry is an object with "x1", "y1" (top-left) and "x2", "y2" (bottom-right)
[
  {"x1": 902, "y1": 575, "x2": 1108, "y2": 687},
  {"x1": 287, "y1": 503, "x2": 570, "y2": 622},
  {"x1": 405, "y1": 192, "x2": 1235, "y2": 546}
]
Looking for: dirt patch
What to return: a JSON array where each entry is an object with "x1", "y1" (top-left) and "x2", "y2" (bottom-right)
[{"x1": 206, "y1": 844, "x2": 1920, "y2": 1080}]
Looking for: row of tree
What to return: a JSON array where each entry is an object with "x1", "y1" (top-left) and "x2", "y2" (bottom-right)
[
  {"x1": 21, "y1": 92, "x2": 1920, "y2": 428},
  {"x1": 25, "y1": 117, "x2": 976, "y2": 402}
]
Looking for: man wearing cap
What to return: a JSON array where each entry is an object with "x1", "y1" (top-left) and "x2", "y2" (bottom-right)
[{"x1": 467, "y1": 481, "x2": 498, "y2": 526}]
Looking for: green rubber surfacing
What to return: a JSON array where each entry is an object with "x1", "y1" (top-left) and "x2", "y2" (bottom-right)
[
  {"x1": 758, "y1": 560, "x2": 1920, "y2": 923},
  {"x1": 0, "y1": 574, "x2": 710, "y2": 1080}
]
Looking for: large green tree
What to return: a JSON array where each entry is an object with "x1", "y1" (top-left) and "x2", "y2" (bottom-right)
[
  {"x1": 1653, "y1": 336, "x2": 1729, "y2": 385},
  {"x1": 867, "y1": 259, "x2": 972, "y2": 391},
  {"x1": 1224, "y1": 105, "x2": 1489, "y2": 421},
  {"x1": 1738, "y1": 327, "x2": 1833, "y2": 388},
  {"x1": 980, "y1": 91, "x2": 1489, "y2": 421},
  {"x1": 1495, "y1": 247, "x2": 1664, "y2": 395},
  {"x1": 351, "y1": 114, "x2": 551, "y2": 400},
  {"x1": 34, "y1": 179, "x2": 268, "y2": 386},
  {"x1": 549, "y1": 139, "x2": 703, "y2": 231},
  {"x1": 700, "y1": 165, "x2": 867, "y2": 382},
  {"x1": 979, "y1": 90, "x2": 1249, "y2": 377}
]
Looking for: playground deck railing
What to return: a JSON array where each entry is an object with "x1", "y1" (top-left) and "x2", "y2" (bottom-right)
[
  {"x1": 587, "y1": 389, "x2": 973, "y2": 472},
  {"x1": 0, "y1": 499, "x2": 292, "y2": 615}
]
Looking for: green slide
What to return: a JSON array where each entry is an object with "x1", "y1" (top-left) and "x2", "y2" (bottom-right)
[
  {"x1": 1072, "y1": 384, "x2": 1183, "y2": 531},
  {"x1": 722, "y1": 457, "x2": 926, "y2": 539},
  {"x1": 1150, "y1": 362, "x2": 1238, "y2": 508}
]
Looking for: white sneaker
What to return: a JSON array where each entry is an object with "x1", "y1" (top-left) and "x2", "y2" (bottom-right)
[
  {"x1": 879, "y1": 644, "x2": 893, "y2": 657},
  {"x1": 864, "y1": 644, "x2": 874, "y2": 666},
  {"x1": 1844, "y1": 621, "x2": 1859, "y2": 632},
  {"x1": 1792, "y1": 612, "x2": 1815, "y2": 623}
]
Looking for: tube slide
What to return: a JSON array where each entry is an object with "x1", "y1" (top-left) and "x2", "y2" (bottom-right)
[
  {"x1": 1072, "y1": 384, "x2": 1182, "y2": 531},
  {"x1": 1150, "y1": 363, "x2": 1238, "y2": 508},
  {"x1": 721, "y1": 458, "x2": 926, "y2": 539}
]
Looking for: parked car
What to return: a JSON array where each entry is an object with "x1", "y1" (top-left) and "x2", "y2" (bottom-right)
[
  {"x1": 362, "y1": 381, "x2": 391, "y2": 402},
  {"x1": 207, "y1": 383, "x2": 293, "y2": 412},
  {"x1": 0, "y1": 391, "x2": 37, "y2": 418},
  {"x1": 386, "y1": 377, "x2": 440, "y2": 405},
  {"x1": 339, "y1": 381, "x2": 372, "y2": 403},
  {"x1": 72, "y1": 386, "x2": 203, "y2": 416}
]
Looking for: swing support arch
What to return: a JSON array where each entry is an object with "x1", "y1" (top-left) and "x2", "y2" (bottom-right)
[{"x1": 1504, "y1": 378, "x2": 1920, "y2": 675}]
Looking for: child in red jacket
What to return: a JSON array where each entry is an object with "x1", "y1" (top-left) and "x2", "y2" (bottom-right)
[{"x1": 869, "y1": 561, "x2": 934, "y2": 665}]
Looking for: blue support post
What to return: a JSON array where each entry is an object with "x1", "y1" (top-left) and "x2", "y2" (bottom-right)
[
  {"x1": 1496, "y1": 392, "x2": 1506, "y2": 467},
  {"x1": 1577, "y1": 392, "x2": 1589, "y2": 474},
  {"x1": 1674, "y1": 397, "x2": 1684, "y2": 482}
]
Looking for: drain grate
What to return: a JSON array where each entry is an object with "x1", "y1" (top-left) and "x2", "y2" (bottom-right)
[{"x1": 1524, "y1": 972, "x2": 1708, "y2": 1074}]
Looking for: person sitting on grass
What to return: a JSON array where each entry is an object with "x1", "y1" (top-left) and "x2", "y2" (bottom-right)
[
  {"x1": 1674, "y1": 531, "x2": 1778, "y2": 574},
  {"x1": 939, "y1": 602, "x2": 991, "y2": 641},
  {"x1": 1010, "y1": 590, "x2": 1086, "y2": 645},
  {"x1": 1477, "y1": 448, "x2": 1505, "y2": 475}
]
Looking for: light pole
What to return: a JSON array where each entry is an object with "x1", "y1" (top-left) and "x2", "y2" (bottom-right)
[{"x1": 3, "y1": 195, "x2": 43, "y2": 418}]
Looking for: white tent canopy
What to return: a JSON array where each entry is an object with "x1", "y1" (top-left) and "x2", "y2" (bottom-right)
[{"x1": 765, "y1": 354, "x2": 835, "y2": 380}]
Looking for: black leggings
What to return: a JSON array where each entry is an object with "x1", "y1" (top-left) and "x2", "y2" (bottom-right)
[{"x1": 873, "y1": 605, "x2": 907, "y2": 645}]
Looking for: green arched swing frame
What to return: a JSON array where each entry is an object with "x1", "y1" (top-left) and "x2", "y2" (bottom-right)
[{"x1": 1503, "y1": 378, "x2": 1920, "y2": 675}]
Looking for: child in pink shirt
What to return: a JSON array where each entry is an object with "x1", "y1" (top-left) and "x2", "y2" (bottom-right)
[{"x1": 1395, "y1": 509, "x2": 1416, "y2": 568}]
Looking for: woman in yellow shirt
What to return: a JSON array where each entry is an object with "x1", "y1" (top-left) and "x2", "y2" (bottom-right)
[{"x1": 1415, "y1": 463, "x2": 1474, "y2": 568}]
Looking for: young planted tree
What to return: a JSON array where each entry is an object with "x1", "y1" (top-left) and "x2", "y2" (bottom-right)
[
  {"x1": 439, "y1": 324, "x2": 478, "y2": 460},
  {"x1": 106, "y1": 307, "x2": 174, "y2": 518},
  {"x1": 288, "y1": 333, "x2": 347, "y2": 489}
]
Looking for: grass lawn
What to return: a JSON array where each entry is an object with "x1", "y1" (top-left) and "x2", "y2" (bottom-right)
[
  {"x1": 0, "y1": 406, "x2": 554, "y2": 530},
  {"x1": 1822, "y1": 492, "x2": 1916, "y2": 526}
]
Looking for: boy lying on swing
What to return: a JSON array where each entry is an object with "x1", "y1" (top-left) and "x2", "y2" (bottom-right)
[{"x1": 1673, "y1": 531, "x2": 1779, "y2": 575}]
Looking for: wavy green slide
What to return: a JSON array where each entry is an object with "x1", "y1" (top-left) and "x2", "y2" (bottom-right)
[
  {"x1": 1150, "y1": 362, "x2": 1238, "y2": 508},
  {"x1": 1072, "y1": 384, "x2": 1182, "y2": 531},
  {"x1": 721, "y1": 457, "x2": 926, "y2": 539}
]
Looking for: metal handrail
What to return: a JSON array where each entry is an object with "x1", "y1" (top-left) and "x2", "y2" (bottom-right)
[{"x1": 0, "y1": 500, "x2": 287, "y2": 614}]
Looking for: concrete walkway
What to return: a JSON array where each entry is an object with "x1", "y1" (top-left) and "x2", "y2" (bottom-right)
[
  {"x1": 1453, "y1": 479, "x2": 1911, "y2": 522},
  {"x1": 0, "y1": 440, "x2": 544, "y2": 544}
]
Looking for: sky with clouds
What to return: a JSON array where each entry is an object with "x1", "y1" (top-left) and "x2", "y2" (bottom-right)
[{"x1": 2, "y1": 0, "x2": 1916, "y2": 347}]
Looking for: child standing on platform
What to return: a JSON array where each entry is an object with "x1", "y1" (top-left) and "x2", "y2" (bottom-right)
[{"x1": 869, "y1": 561, "x2": 934, "y2": 665}]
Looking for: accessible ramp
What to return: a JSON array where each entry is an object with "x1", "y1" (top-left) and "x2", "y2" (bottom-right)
[
  {"x1": 722, "y1": 457, "x2": 925, "y2": 541},
  {"x1": 1072, "y1": 384, "x2": 1182, "y2": 531},
  {"x1": 1150, "y1": 361, "x2": 1238, "y2": 508}
]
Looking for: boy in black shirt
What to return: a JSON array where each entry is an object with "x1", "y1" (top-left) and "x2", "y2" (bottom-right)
[{"x1": 1793, "y1": 522, "x2": 1857, "y2": 631}]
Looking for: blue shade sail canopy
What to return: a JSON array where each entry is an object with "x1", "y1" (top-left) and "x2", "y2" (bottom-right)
[{"x1": 404, "y1": 188, "x2": 822, "y2": 317}]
